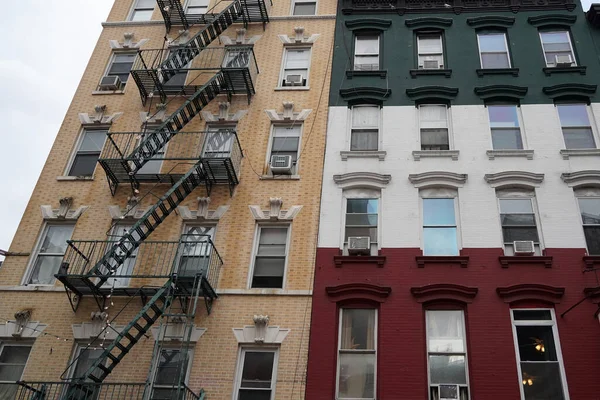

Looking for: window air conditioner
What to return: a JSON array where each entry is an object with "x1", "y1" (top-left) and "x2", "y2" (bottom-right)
[
  {"x1": 554, "y1": 54, "x2": 573, "y2": 67},
  {"x1": 284, "y1": 74, "x2": 303, "y2": 86},
  {"x1": 438, "y1": 384, "x2": 460, "y2": 400},
  {"x1": 99, "y1": 76, "x2": 122, "y2": 90},
  {"x1": 348, "y1": 236, "x2": 370, "y2": 255},
  {"x1": 423, "y1": 60, "x2": 441, "y2": 69},
  {"x1": 513, "y1": 240, "x2": 535, "y2": 255},
  {"x1": 270, "y1": 155, "x2": 293, "y2": 174}
]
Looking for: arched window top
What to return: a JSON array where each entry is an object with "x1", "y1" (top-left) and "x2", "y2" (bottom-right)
[
  {"x1": 561, "y1": 170, "x2": 600, "y2": 189},
  {"x1": 411, "y1": 284, "x2": 478, "y2": 304},
  {"x1": 497, "y1": 284, "x2": 565, "y2": 304},
  {"x1": 405, "y1": 17, "x2": 453, "y2": 30},
  {"x1": 484, "y1": 171, "x2": 544, "y2": 189},
  {"x1": 543, "y1": 83, "x2": 597, "y2": 103},
  {"x1": 406, "y1": 86, "x2": 459, "y2": 104},
  {"x1": 334, "y1": 172, "x2": 391, "y2": 190},
  {"x1": 467, "y1": 15, "x2": 515, "y2": 29},
  {"x1": 528, "y1": 14, "x2": 577, "y2": 28},
  {"x1": 326, "y1": 283, "x2": 391, "y2": 303},
  {"x1": 408, "y1": 171, "x2": 468, "y2": 189},
  {"x1": 345, "y1": 18, "x2": 392, "y2": 31},
  {"x1": 474, "y1": 85, "x2": 528, "y2": 102},
  {"x1": 339, "y1": 87, "x2": 391, "y2": 105}
]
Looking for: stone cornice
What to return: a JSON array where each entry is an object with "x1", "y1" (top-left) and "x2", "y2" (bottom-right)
[
  {"x1": 344, "y1": 18, "x2": 392, "y2": 31},
  {"x1": 405, "y1": 17, "x2": 453, "y2": 29},
  {"x1": 484, "y1": 171, "x2": 544, "y2": 189},
  {"x1": 232, "y1": 326, "x2": 290, "y2": 344},
  {"x1": 326, "y1": 283, "x2": 391, "y2": 303},
  {"x1": 410, "y1": 284, "x2": 478, "y2": 304},
  {"x1": 467, "y1": 15, "x2": 515, "y2": 28},
  {"x1": 339, "y1": 87, "x2": 391, "y2": 104},
  {"x1": 408, "y1": 171, "x2": 467, "y2": 189},
  {"x1": 474, "y1": 85, "x2": 528, "y2": 101},
  {"x1": 561, "y1": 170, "x2": 600, "y2": 188},
  {"x1": 528, "y1": 14, "x2": 577, "y2": 27},
  {"x1": 542, "y1": 83, "x2": 597, "y2": 102},
  {"x1": 406, "y1": 86, "x2": 459, "y2": 102},
  {"x1": 496, "y1": 284, "x2": 565, "y2": 304},
  {"x1": 333, "y1": 172, "x2": 391, "y2": 189}
]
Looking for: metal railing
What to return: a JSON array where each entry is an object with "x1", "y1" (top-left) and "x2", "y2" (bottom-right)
[{"x1": 59, "y1": 236, "x2": 223, "y2": 290}]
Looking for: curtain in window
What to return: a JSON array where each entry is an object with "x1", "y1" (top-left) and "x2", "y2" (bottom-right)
[{"x1": 352, "y1": 107, "x2": 378, "y2": 128}]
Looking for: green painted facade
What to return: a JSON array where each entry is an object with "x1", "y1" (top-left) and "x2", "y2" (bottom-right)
[{"x1": 330, "y1": 3, "x2": 600, "y2": 106}]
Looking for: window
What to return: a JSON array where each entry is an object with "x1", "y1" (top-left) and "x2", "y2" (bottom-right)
[
  {"x1": 185, "y1": 0, "x2": 209, "y2": 15},
  {"x1": 102, "y1": 224, "x2": 137, "y2": 288},
  {"x1": 419, "y1": 105, "x2": 450, "y2": 150},
  {"x1": 539, "y1": 31, "x2": 576, "y2": 67},
  {"x1": 557, "y1": 104, "x2": 596, "y2": 149},
  {"x1": 498, "y1": 197, "x2": 541, "y2": 256},
  {"x1": 151, "y1": 348, "x2": 192, "y2": 400},
  {"x1": 488, "y1": 105, "x2": 523, "y2": 149},
  {"x1": 234, "y1": 348, "x2": 278, "y2": 400},
  {"x1": 350, "y1": 106, "x2": 379, "y2": 151},
  {"x1": 423, "y1": 198, "x2": 458, "y2": 256},
  {"x1": 337, "y1": 309, "x2": 377, "y2": 399},
  {"x1": 251, "y1": 226, "x2": 289, "y2": 289},
  {"x1": 418, "y1": 34, "x2": 444, "y2": 69},
  {"x1": 223, "y1": 48, "x2": 251, "y2": 69},
  {"x1": 280, "y1": 48, "x2": 310, "y2": 87},
  {"x1": 67, "y1": 344, "x2": 104, "y2": 399},
  {"x1": 178, "y1": 226, "x2": 215, "y2": 277},
  {"x1": 292, "y1": 0, "x2": 316, "y2": 15},
  {"x1": 578, "y1": 197, "x2": 600, "y2": 255},
  {"x1": 426, "y1": 310, "x2": 469, "y2": 400},
  {"x1": 104, "y1": 53, "x2": 135, "y2": 87},
  {"x1": 68, "y1": 129, "x2": 108, "y2": 177},
  {"x1": 269, "y1": 125, "x2": 301, "y2": 173},
  {"x1": 345, "y1": 198, "x2": 378, "y2": 249},
  {"x1": 129, "y1": 0, "x2": 154, "y2": 21},
  {"x1": 511, "y1": 309, "x2": 568, "y2": 400},
  {"x1": 354, "y1": 34, "x2": 379, "y2": 71},
  {"x1": 477, "y1": 33, "x2": 511, "y2": 69},
  {"x1": 0, "y1": 343, "x2": 32, "y2": 398},
  {"x1": 203, "y1": 126, "x2": 235, "y2": 158},
  {"x1": 28, "y1": 224, "x2": 74, "y2": 285}
]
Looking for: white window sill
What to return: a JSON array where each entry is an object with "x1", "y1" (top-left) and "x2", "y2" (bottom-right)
[
  {"x1": 92, "y1": 90, "x2": 125, "y2": 95},
  {"x1": 218, "y1": 288, "x2": 312, "y2": 296},
  {"x1": 0, "y1": 285, "x2": 64, "y2": 292},
  {"x1": 260, "y1": 174, "x2": 301, "y2": 180},
  {"x1": 560, "y1": 148, "x2": 600, "y2": 159},
  {"x1": 57, "y1": 176, "x2": 94, "y2": 181},
  {"x1": 274, "y1": 86, "x2": 310, "y2": 91},
  {"x1": 340, "y1": 150, "x2": 386, "y2": 161},
  {"x1": 487, "y1": 149, "x2": 534, "y2": 160},
  {"x1": 412, "y1": 150, "x2": 459, "y2": 161}
]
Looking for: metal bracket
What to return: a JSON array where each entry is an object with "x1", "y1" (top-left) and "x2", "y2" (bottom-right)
[{"x1": 65, "y1": 286, "x2": 81, "y2": 313}]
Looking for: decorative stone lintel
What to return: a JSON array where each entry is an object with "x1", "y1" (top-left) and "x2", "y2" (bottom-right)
[
  {"x1": 484, "y1": 171, "x2": 544, "y2": 189},
  {"x1": 412, "y1": 150, "x2": 459, "y2": 161},
  {"x1": 232, "y1": 324, "x2": 290, "y2": 344},
  {"x1": 408, "y1": 171, "x2": 467, "y2": 189},
  {"x1": 249, "y1": 199, "x2": 303, "y2": 222},
  {"x1": 561, "y1": 170, "x2": 600, "y2": 188},
  {"x1": 253, "y1": 315, "x2": 270, "y2": 343},
  {"x1": 0, "y1": 318, "x2": 47, "y2": 339},
  {"x1": 496, "y1": 284, "x2": 564, "y2": 304},
  {"x1": 201, "y1": 102, "x2": 248, "y2": 124},
  {"x1": 79, "y1": 105, "x2": 123, "y2": 126},
  {"x1": 333, "y1": 172, "x2": 391, "y2": 189},
  {"x1": 487, "y1": 150, "x2": 534, "y2": 160},
  {"x1": 108, "y1": 196, "x2": 149, "y2": 220},
  {"x1": 140, "y1": 103, "x2": 168, "y2": 125},
  {"x1": 41, "y1": 197, "x2": 89, "y2": 220},
  {"x1": 265, "y1": 102, "x2": 312, "y2": 122},
  {"x1": 411, "y1": 284, "x2": 478, "y2": 304},
  {"x1": 72, "y1": 322, "x2": 124, "y2": 341},
  {"x1": 326, "y1": 283, "x2": 391, "y2": 303},
  {"x1": 334, "y1": 255, "x2": 386, "y2": 267},
  {"x1": 415, "y1": 255, "x2": 469, "y2": 268},
  {"x1": 560, "y1": 149, "x2": 600, "y2": 160},
  {"x1": 583, "y1": 256, "x2": 600, "y2": 267},
  {"x1": 177, "y1": 197, "x2": 230, "y2": 221},
  {"x1": 109, "y1": 32, "x2": 149, "y2": 49},
  {"x1": 498, "y1": 255, "x2": 553, "y2": 268},
  {"x1": 150, "y1": 324, "x2": 206, "y2": 342},
  {"x1": 340, "y1": 151, "x2": 386, "y2": 161},
  {"x1": 219, "y1": 31, "x2": 262, "y2": 46},
  {"x1": 277, "y1": 27, "x2": 320, "y2": 45}
]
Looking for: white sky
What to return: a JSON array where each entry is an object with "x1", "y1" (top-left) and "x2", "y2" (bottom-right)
[{"x1": 0, "y1": 0, "x2": 595, "y2": 259}]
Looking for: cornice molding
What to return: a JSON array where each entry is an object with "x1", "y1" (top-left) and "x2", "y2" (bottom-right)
[
  {"x1": 249, "y1": 198, "x2": 302, "y2": 222},
  {"x1": 474, "y1": 85, "x2": 528, "y2": 101},
  {"x1": 528, "y1": 14, "x2": 577, "y2": 27},
  {"x1": 484, "y1": 171, "x2": 544, "y2": 189},
  {"x1": 41, "y1": 197, "x2": 88, "y2": 221},
  {"x1": 151, "y1": 324, "x2": 206, "y2": 342},
  {"x1": 344, "y1": 18, "x2": 392, "y2": 31},
  {"x1": 561, "y1": 170, "x2": 600, "y2": 188},
  {"x1": 542, "y1": 83, "x2": 597, "y2": 102},
  {"x1": 405, "y1": 17, "x2": 453, "y2": 29},
  {"x1": 497, "y1": 284, "x2": 565, "y2": 304},
  {"x1": 333, "y1": 172, "x2": 391, "y2": 189},
  {"x1": 408, "y1": 171, "x2": 468, "y2": 189},
  {"x1": 339, "y1": 87, "x2": 391, "y2": 103},
  {"x1": 326, "y1": 283, "x2": 392, "y2": 303},
  {"x1": 232, "y1": 325, "x2": 290, "y2": 344},
  {"x1": 177, "y1": 197, "x2": 229, "y2": 221},
  {"x1": 411, "y1": 284, "x2": 478, "y2": 304},
  {"x1": 467, "y1": 15, "x2": 515, "y2": 28},
  {"x1": 406, "y1": 86, "x2": 459, "y2": 102}
]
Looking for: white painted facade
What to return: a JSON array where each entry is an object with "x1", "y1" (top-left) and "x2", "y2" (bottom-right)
[{"x1": 318, "y1": 104, "x2": 600, "y2": 250}]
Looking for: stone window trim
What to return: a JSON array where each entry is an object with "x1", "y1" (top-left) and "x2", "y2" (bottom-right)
[
  {"x1": 40, "y1": 197, "x2": 89, "y2": 221},
  {"x1": 277, "y1": 27, "x2": 320, "y2": 46},
  {"x1": 474, "y1": 85, "x2": 528, "y2": 102},
  {"x1": 406, "y1": 86, "x2": 459, "y2": 103},
  {"x1": 561, "y1": 170, "x2": 600, "y2": 188},
  {"x1": 340, "y1": 150, "x2": 387, "y2": 161},
  {"x1": 232, "y1": 316, "x2": 290, "y2": 344},
  {"x1": 527, "y1": 14, "x2": 577, "y2": 28},
  {"x1": 326, "y1": 283, "x2": 391, "y2": 304},
  {"x1": 412, "y1": 150, "x2": 460, "y2": 161},
  {"x1": 405, "y1": 17, "x2": 453, "y2": 30},
  {"x1": 78, "y1": 106, "x2": 123, "y2": 127},
  {"x1": 150, "y1": 324, "x2": 206, "y2": 342},
  {"x1": 265, "y1": 102, "x2": 312, "y2": 122},
  {"x1": 333, "y1": 172, "x2": 391, "y2": 190},
  {"x1": 108, "y1": 32, "x2": 149, "y2": 50},
  {"x1": 108, "y1": 196, "x2": 149, "y2": 220},
  {"x1": 497, "y1": 284, "x2": 565, "y2": 304},
  {"x1": 248, "y1": 198, "x2": 303, "y2": 222},
  {"x1": 178, "y1": 197, "x2": 229, "y2": 221},
  {"x1": 484, "y1": 171, "x2": 544, "y2": 189},
  {"x1": 339, "y1": 87, "x2": 391, "y2": 104},
  {"x1": 344, "y1": 18, "x2": 391, "y2": 31},
  {"x1": 487, "y1": 150, "x2": 534, "y2": 160},
  {"x1": 72, "y1": 314, "x2": 124, "y2": 341},
  {"x1": 0, "y1": 311, "x2": 47, "y2": 339},
  {"x1": 466, "y1": 15, "x2": 515, "y2": 29},
  {"x1": 408, "y1": 171, "x2": 467, "y2": 189},
  {"x1": 560, "y1": 149, "x2": 600, "y2": 159},
  {"x1": 543, "y1": 83, "x2": 597, "y2": 104}
]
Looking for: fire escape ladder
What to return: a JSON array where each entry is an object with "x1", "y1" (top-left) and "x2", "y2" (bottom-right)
[{"x1": 157, "y1": 0, "x2": 189, "y2": 32}]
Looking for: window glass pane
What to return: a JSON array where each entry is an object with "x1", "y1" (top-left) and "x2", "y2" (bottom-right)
[
  {"x1": 155, "y1": 349, "x2": 188, "y2": 386},
  {"x1": 0, "y1": 366, "x2": 26, "y2": 382},
  {"x1": 418, "y1": 35, "x2": 442, "y2": 54},
  {"x1": 137, "y1": 0, "x2": 155, "y2": 7},
  {"x1": 131, "y1": 9, "x2": 153, "y2": 21},
  {"x1": 481, "y1": 53, "x2": 510, "y2": 68},
  {"x1": 500, "y1": 214, "x2": 536, "y2": 226},
  {"x1": 338, "y1": 353, "x2": 375, "y2": 399},
  {"x1": 583, "y1": 226, "x2": 600, "y2": 255},
  {"x1": 29, "y1": 256, "x2": 63, "y2": 284},
  {"x1": 351, "y1": 130, "x2": 378, "y2": 151},
  {"x1": 429, "y1": 355, "x2": 467, "y2": 384},
  {"x1": 188, "y1": 0, "x2": 208, "y2": 6},
  {"x1": 69, "y1": 154, "x2": 100, "y2": 176},
  {"x1": 253, "y1": 258, "x2": 285, "y2": 277},
  {"x1": 285, "y1": 50, "x2": 310, "y2": 69},
  {"x1": 241, "y1": 352, "x2": 274, "y2": 388},
  {"x1": 355, "y1": 36, "x2": 378, "y2": 54},
  {"x1": 79, "y1": 130, "x2": 107, "y2": 152},
  {"x1": 340, "y1": 309, "x2": 375, "y2": 350},
  {"x1": 423, "y1": 228, "x2": 458, "y2": 256},
  {"x1": 516, "y1": 325, "x2": 558, "y2": 361},
  {"x1": 499, "y1": 199, "x2": 533, "y2": 214},
  {"x1": 73, "y1": 348, "x2": 104, "y2": 379},
  {"x1": 40, "y1": 225, "x2": 74, "y2": 254},
  {"x1": 421, "y1": 129, "x2": 449, "y2": 149},
  {"x1": 492, "y1": 128, "x2": 523, "y2": 150},
  {"x1": 420, "y1": 105, "x2": 447, "y2": 126},
  {"x1": 238, "y1": 391, "x2": 272, "y2": 400},
  {"x1": 259, "y1": 228, "x2": 287, "y2": 245},
  {"x1": 0, "y1": 346, "x2": 31, "y2": 364},
  {"x1": 423, "y1": 199, "x2": 456, "y2": 226},
  {"x1": 293, "y1": 2, "x2": 316, "y2": 14},
  {"x1": 488, "y1": 106, "x2": 519, "y2": 127},
  {"x1": 345, "y1": 214, "x2": 378, "y2": 226},
  {"x1": 347, "y1": 199, "x2": 378, "y2": 214},
  {"x1": 271, "y1": 137, "x2": 300, "y2": 153},
  {"x1": 344, "y1": 227, "x2": 377, "y2": 242},
  {"x1": 352, "y1": 107, "x2": 379, "y2": 128},
  {"x1": 273, "y1": 126, "x2": 301, "y2": 137},
  {"x1": 541, "y1": 32, "x2": 570, "y2": 45},
  {"x1": 521, "y1": 362, "x2": 565, "y2": 400},
  {"x1": 557, "y1": 104, "x2": 590, "y2": 126},
  {"x1": 427, "y1": 311, "x2": 465, "y2": 353},
  {"x1": 563, "y1": 128, "x2": 596, "y2": 149},
  {"x1": 513, "y1": 310, "x2": 552, "y2": 320},
  {"x1": 502, "y1": 227, "x2": 539, "y2": 242},
  {"x1": 479, "y1": 34, "x2": 508, "y2": 52},
  {"x1": 579, "y1": 198, "x2": 600, "y2": 224}
]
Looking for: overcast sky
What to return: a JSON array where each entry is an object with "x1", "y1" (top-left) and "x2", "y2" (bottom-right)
[{"x1": 0, "y1": 0, "x2": 595, "y2": 260}]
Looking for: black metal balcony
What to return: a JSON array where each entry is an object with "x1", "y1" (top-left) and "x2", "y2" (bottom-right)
[
  {"x1": 130, "y1": 46, "x2": 258, "y2": 105},
  {"x1": 56, "y1": 235, "x2": 222, "y2": 302},
  {"x1": 0, "y1": 381, "x2": 203, "y2": 400},
  {"x1": 98, "y1": 130, "x2": 242, "y2": 195}
]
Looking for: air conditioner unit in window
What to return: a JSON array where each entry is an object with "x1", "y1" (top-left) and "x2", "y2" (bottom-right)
[
  {"x1": 423, "y1": 60, "x2": 441, "y2": 69},
  {"x1": 348, "y1": 236, "x2": 370, "y2": 255},
  {"x1": 513, "y1": 240, "x2": 535, "y2": 255},
  {"x1": 554, "y1": 54, "x2": 573, "y2": 67},
  {"x1": 99, "y1": 75, "x2": 122, "y2": 90},
  {"x1": 284, "y1": 74, "x2": 303, "y2": 86},
  {"x1": 270, "y1": 155, "x2": 293, "y2": 174},
  {"x1": 438, "y1": 384, "x2": 460, "y2": 400}
]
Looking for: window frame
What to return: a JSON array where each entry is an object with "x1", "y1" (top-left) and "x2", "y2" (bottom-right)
[
  {"x1": 248, "y1": 224, "x2": 292, "y2": 290},
  {"x1": 496, "y1": 193, "x2": 544, "y2": 256},
  {"x1": 0, "y1": 342, "x2": 33, "y2": 383},
  {"x1": 23, "y1": 222, "x2": 75, "y2": 286},
  {"x1": 349, "y1": 105, "x2": 381, "y2": 152},
  {"x1": 425, "y1": 309, "x2": 470, "y2": 400},
  {"x1": 341, "y1": 189, "x2": 382, "y2": 256},
  {"x1": 335, "y1": 308, "x2": 378, "y2": 400},
  {"x1": 538, "y1": 30, "x2": 577, "y2": 68},
  {"x1": 477, "y1": 32, "x2": 512, "y2": 69},
  {"x1": 575, "y1": 192, "x2": 600, "y2": 256},
  {"x1": 417, "y1": 32, "x2": 445, "y2": 69},
  {"x1": 555, "y1": 103, "x2": 598, "y2": 150},
  {"x1": 233, "y1": 347, "x2": 279, "y2": 400},
  {"x1": 65, "y1": 128, "x2": 109, "y2": 178},
  {"x1": 486, "y1": 104, "x2": 525, "y2": 150},
  {"x1": 418, "y1": 104, "x2": 453, "y2": 151},
  {"x1": 101, "y1": 51, "x2": 136, "y2": 89},
  {"x1": 421, "y1": 195, "x2": 461, "y2": 256},
  {"x1": 127, "y1": 0, "x2": 155, "y2": 21},
  {"x1": 184, "y1": 0, "x2": 210, "y2": 15},
  {"x1": 353, "y1": 33, "x2": 381, "y2": 72},
  {"x1": 149, "y1": 346, "x2": 194, "y2": 399},
  {"x1": 510, "y1": 308, "x2": 570, "y2": 400},
  {"x1": 290, "y1": 0, "x2": 317, "y2": 15},
  {"x1": 266, "y1": 123, "x2": 303, "y2": 175},
  {"x1": 278, "y1": 47, "x2": 312, "y2": 88}
]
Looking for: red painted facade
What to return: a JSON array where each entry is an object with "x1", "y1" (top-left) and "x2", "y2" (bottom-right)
[{"x1": 305, "y1": 247, "x2": 600, "y2": 399}]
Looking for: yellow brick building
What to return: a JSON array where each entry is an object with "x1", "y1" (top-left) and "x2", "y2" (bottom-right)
[{"x1": 0, "y1": 0, "x2": 334, "y2": 398}]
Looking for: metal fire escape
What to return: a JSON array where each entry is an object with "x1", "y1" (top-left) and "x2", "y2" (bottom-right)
[{"x1": 7, "y1": 1, "x2": 269, "y2": 399}]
